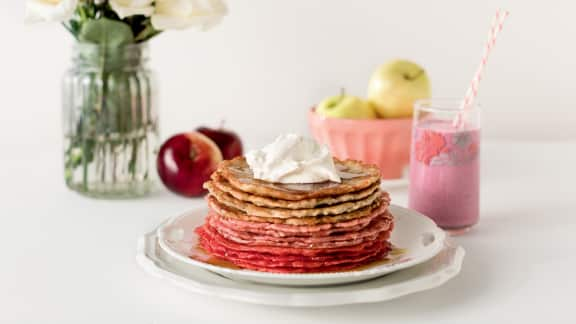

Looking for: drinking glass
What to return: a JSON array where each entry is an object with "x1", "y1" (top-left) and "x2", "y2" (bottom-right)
[{"x1": 408, "y1": 99, "x2": 481, "y2": 234}]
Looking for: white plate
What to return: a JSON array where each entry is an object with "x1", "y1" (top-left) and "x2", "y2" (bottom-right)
[
  {"x1": 137, "y1": 232, "x2": 464, "y2": 307},
  {"x1": 156, "y1": 205, "x2": 446, "y2": 286}
]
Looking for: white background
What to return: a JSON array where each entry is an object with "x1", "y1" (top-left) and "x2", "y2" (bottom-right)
[
  {"x1": 1, "y1": 1, "x2": 576, "y2": 323},
  {"x1": 1, "y1": 0, "x2": 576, "y2": 146}
]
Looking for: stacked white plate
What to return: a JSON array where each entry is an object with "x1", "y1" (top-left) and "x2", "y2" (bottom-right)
[{"x1": 137, "y1": 205, "x2": 465, "y2": 307}]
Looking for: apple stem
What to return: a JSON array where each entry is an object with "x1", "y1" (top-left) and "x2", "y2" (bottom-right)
[
  {"x1": 340, "y1": 87, "x2": 346, "y2": 98},
  {"x1": 219, "y1": 119, "x2": 226, "y2": 129}
]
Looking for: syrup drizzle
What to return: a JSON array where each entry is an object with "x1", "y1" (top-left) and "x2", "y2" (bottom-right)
[{"x1": 190, "y1": 245, "x2": 407, "y2": 273}]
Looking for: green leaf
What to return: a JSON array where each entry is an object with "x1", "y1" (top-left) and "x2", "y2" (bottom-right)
[{"x1": 79, "y1": 18, "x2": 134, "y2": 47}]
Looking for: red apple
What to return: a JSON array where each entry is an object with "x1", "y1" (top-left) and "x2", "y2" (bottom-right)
[
  {"x1": 197, "y1": 126, "x2": 243, "y2": 160},
  {"x1": 157, "y1": 132, "x2": 223, "y2": 197}
]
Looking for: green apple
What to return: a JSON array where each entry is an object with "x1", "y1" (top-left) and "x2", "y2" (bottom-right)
[
  {"x1": 367, "y1": 59, "x2": 431, "y2": 118},
  {"x1": 316, "y1": 92, "x2": 377, "y2": 119}
]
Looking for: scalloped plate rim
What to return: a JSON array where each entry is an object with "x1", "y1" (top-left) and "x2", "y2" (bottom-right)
[
  {"x1": 137, "y1": 232, "x2": 465, "y2": 307},
  {"x1": 156, "y1": 205, "x2": 446, "y2": 285}
]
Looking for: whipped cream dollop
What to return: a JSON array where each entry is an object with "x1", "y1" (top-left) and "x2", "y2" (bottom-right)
[{"x1": 245, "y1": 134, "x2": 341, "y2": 184}]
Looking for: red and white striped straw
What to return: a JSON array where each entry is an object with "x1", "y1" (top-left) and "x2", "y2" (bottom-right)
[{"x1": 454, "y1": 9, "x2": 509, "y2": 126}]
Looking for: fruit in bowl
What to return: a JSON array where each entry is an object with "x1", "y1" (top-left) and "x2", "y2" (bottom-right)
[
  {"x1": 367, "y1": 59, "x2": 431, "y2": 118},
  {"x1": 309, "y1": 59, "x2": 431, "y2": 179},
  {"x1": 316, "y1": 91, "x2": 377, "y2": 119},
  {"x1": 157, "y1": 132, "x2": 224, "y2": 197}
]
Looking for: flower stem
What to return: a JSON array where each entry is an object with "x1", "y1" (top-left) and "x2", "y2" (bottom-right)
[{"x1": 82, "y1": 137, "x2": 88, "y2": 191}]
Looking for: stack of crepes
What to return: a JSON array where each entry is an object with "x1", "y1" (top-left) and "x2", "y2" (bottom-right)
[{"x1": 195, "y1": 157, "x2": 394, "y2": 273}]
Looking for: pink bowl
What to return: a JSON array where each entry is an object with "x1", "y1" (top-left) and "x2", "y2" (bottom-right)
[{"x1": 308, "y1": 108, "x2": 412, "y2": 179}]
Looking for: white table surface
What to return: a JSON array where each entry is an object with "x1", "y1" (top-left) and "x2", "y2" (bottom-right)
[{"x1": 1, "y1": 139, "x2": 575, "y2": 323}]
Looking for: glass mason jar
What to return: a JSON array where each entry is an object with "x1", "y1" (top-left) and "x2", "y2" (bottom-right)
[{"x1": 62, "y1": 43, "x2": 159, "y2": 198}]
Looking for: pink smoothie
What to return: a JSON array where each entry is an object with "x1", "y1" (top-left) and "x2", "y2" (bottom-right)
[{"x1": 408, "y1": 120, "x2": 480, "y2": 229}]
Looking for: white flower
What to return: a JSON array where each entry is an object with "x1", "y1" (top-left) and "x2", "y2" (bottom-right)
[
  {"x1": 110, "y1": 0, "x2": 154, "y2": 19},
  {"x1": 151, "y1": 0, "x2": 228, "y2": 31},
  {"x1": 25, "y1": 0, "x2": 78, "y2": 23}
]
